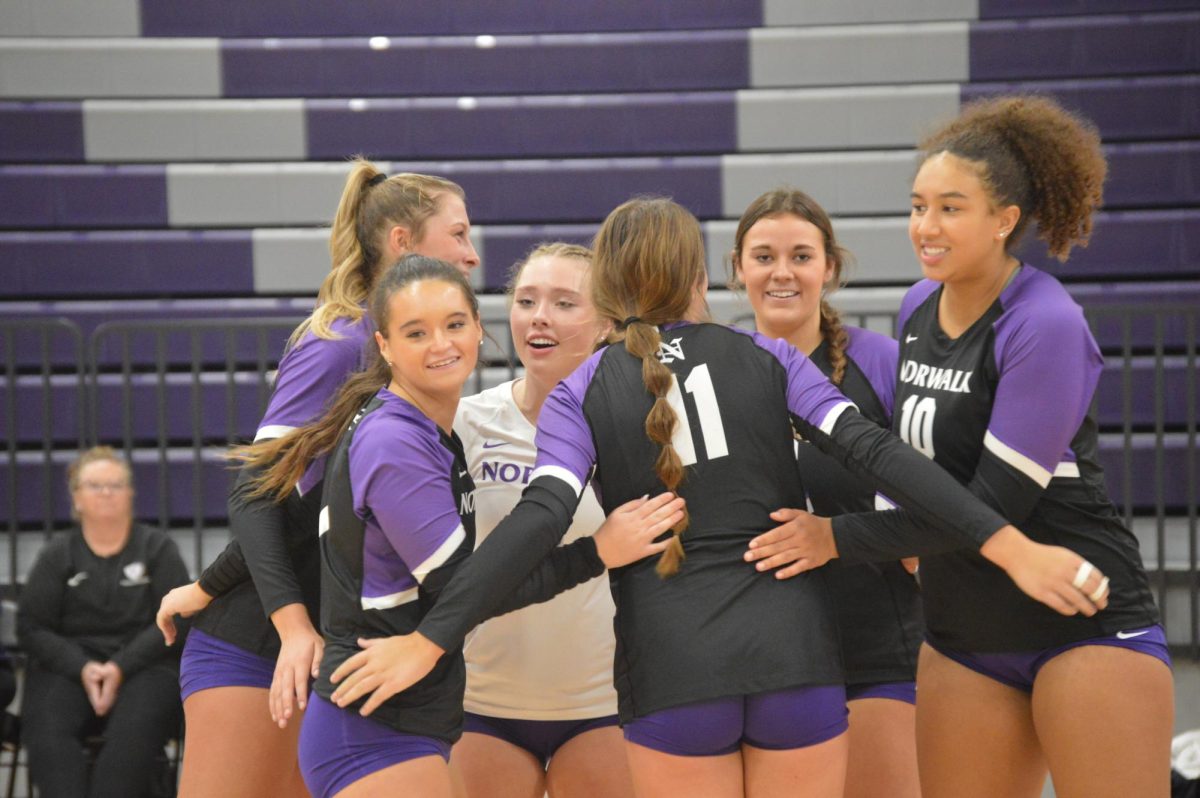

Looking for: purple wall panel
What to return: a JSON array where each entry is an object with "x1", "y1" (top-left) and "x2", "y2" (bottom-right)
[
  {"x1": 0, "y1": 231, "x2": 254, "y2": 298},
  {"x1": 0, "y1": 102, "x2": 85, "y2": 163},
  {"x1": 0, "y1": 166, "x2": 168, "y2": 229},
  {"x1": 1105, "y1": 142, "x2": 1200, "y2": 209},
  {"x1": 963, "y1": 76, "x2": 1200, "y2": 141},
  {"x1": 479, "y1": 224, "x2": 595, "y2": 289},
  {"x1": 970, "y1": 13, "x2": 1200, "y2": 81},
  {"x1": 223, "y1": 31, "x2": 749, "y2": 97},
  {"x1": 979, "y1": 0, "x2": 1197, "y2": 19},
  {"x1": 1017, "y1": 210, "x2": 1199, "y2": 279},
  {"x1": 306, "y1": 93, "x2": 738, "y2": 160},
  {"x1": 143, "y1": 0, "x2": 761, "y2": 37},
  {"x1": 434, "y1": 157, "x2": 723, "y2": 223}
]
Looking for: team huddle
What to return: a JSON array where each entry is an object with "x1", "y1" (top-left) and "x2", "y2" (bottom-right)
[{"x1": 155, "y1": 95, "x2": 1174, "y2": 798}]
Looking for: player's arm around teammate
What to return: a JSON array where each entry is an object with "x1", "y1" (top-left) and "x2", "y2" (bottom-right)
[
  {"x1": 450, "y1": 244, "x2": 635, "y2": 798},
  {"x1": 749, "y1": 97, "x2": 1172, "y2": 798},
  {"x1": 731, "y1": 189, "x2": 921, "y2": 798},
  {"x1": 156, "y1": 161, "x2": 481, "y2": 798}
]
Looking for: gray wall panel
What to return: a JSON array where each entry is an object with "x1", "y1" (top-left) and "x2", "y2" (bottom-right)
[
  {"x1": 83, "y1": 100, "x2": 306, "y2": 162},
  {"x1": 168, "y1": 163, "x2": 349, "y2": 227},
  {"x1": 251, "y1": 226, "x2": 489, "y2": 294},
  {"x1": 721, "y1": 151, "x2": 920, "y2": 217},
  {"x1": 736, "y1": 85, "x2": 960, "y2": 151},
  {"x1": 763, "y1": 0, "x2": 977, "y2": 26},
  {"x1": 0, "y1": 39, "x2": 220, "y2": 99},
  {"x1": 0, "y1": 0, "x2": 139, "y2": 36},
  {"x1": 750, "y1": 23, "x2": 968, "y2": 88}
]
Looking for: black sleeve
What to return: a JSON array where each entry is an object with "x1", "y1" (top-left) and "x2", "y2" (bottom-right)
[
  {"x1": 417, "y1": 476, "x2": 587, "y2": 652},
  {"x1": 111, "y1": 534, "x2": 191, "y2": 677},
  {"x1": 223, "y1": 464, "x2": 306, "y2": 617},
  {"x1": 795, "y1": 408, "x2": 1008, "y2": 548},
  {"x1": 17, "y1": 541, "x2": 91, "y2": 680},
  {"x1": 832, "y1": 448, "x2": 1043, "y2": 563},
  {"x1": 196, "y1": 539, "x2": 250, "y2": 597}
]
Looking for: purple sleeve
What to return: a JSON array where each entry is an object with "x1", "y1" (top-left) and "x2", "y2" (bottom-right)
[
  {"x1": 531, "y1": 350, "x2": 603, "y2": 497},
  {"x1": 256, "y1": 318, "x2": 371, "y2": 440},
  {"x1": 844, "y1": 327, "x2": 899, "y2": 418},
  {"x1": 751, "y1": 332, "x2": 856, "y2": 432},
  {"x1": 351, "y1": 417, "x2": 463, "y2": 577},
  {"x1": 896, "y1": 280, "x2": 939, "y2": 336},
  {"x1": 986, "y1": 301, "x2": 1101, "y2": 487}
]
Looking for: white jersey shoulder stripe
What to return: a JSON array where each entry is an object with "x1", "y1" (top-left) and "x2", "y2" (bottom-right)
[
  {"x1": 411, "y1": 523, "x2": 466, "y2": 584},
  {"x1": 983, "y1": 431, "x2": 1052, "y2": 488},
  {"x1": 818, "y1": 401, "x2": 856, "y2": 436},
  {"x1": 255, "y1": 424, "x2": 296, "y2": 442},
  {"x1": 529, "y1": 465, "x2": 583, "y2": 498},
  {"x1": 361, "y1": 586, "x2": 418, "y2": 610},
  {"x1": 1053, "y1": 461, "x2": 1080, "y2": 479},
  {"x1": 318, "y1": 506, "x2": 330, "y2": 536}
]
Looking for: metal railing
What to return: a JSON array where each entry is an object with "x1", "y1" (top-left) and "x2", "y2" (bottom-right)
[{"x1": 1, "y1": 301, "x2": 1197, "y2": 654}]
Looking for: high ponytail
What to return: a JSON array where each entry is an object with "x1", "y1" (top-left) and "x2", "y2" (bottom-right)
[
  {"x1": 918, "y1": 95, "x2": 1106, "y2": 261},
  {"x1": 592, "y1": 197, "x2": 707, "y2": 578},
  {"x1": 290, "y1": 158, "x2": 467, "y2": 347}
]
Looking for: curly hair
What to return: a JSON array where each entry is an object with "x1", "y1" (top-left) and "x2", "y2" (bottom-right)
[{"x1": 918, "y1": 95, "x2": 1106, "y2": 261}]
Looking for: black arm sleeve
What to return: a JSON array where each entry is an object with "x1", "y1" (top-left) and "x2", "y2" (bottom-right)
[
  {"x1": 417, "y1": 476, "x2": 590, "y2": 652},
  {"x1": 832, "y1": 446, "x2": 1044, "y2": 564},
  {"x1": 797, "y1": 408, "x2": 1008, "y2": 548},
  {"x1": 196, "y1": 539, "x2": 250, "y2": 597},
  {"x1": 223, "y1": 464, "x2": 307, "y2": 617}
]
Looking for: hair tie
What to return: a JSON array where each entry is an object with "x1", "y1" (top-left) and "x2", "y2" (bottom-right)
[
  {"x1": 617, "y1": 316, "x2": 642, "y2": 331},
  {"x1": 367, "y1": 173, "x2": 388, "y2": 188}
]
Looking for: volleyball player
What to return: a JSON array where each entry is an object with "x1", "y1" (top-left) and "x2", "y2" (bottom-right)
[
  {"x1": 748, "y1": 96, "x2": 1172, "y2": 797},
  {"x1": 327, "y1": 197, "x2": 1109, "y2": 798},
  {"x1": 155, "y1": 160, "x2": 479, "y2": 797},
  {"x1": 731, "y1": 188, "x2": 921, "y2": 798},
  {"x1": 219, "y1": 255, "x2": 680, "y2": 796},
  {"x1": 452, "y1": 243, "x2": 633, "y2": 797}
]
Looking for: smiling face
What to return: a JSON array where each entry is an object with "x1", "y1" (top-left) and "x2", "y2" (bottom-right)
[
  {"x1": 734, "y1": 213, "x2": 835, "y2": 345},
  {"x1": 909, "y1": 152, "x2": 1020, "y2": 286},
  {"x1": 510, "y1": 254, "x2": 607, "y2": 388},
  {"x1": 391, "y1": 192, "x2": 480, "y2": 277},
  {"x1": 375, "y1": 278, "x2": 482, "y2": 403}
]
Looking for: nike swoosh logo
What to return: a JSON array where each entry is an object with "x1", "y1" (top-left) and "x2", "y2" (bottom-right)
[
  {"x1": 458, "y1": 470, "x2": 469, "y2": 479},
  {"x1": 1115, "y1": 630, "x2": 1150, "y2": 640},
  {"x1": 67, "y1": 572, "x2": 88, "y2": 587},
  {"x1": 905, "y1": 335, "x2": 919, "y2": 343},
  {"x1": 481, "y1": 441, "x2": 506, "y2": 449}
]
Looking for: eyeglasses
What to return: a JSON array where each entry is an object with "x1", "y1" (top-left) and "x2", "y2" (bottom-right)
[{"x1": 79, "y1": 481, "x2": 130, "y2": 494}]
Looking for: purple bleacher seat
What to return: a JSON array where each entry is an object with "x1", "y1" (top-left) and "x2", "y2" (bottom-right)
[
  {"x1": 2, "y1": 450, "x2": 236, "y2": 525},
  {"x1": 963, "y1": 75, "x2": 1199, "y2": 142},
  {"x1": 1017, "y1": 209, "x2": 1199, "y2": 279},
  {"x1": 1074, "y1": 284, "x2": 1200, "y2": 352},
  {"x1": 0, "y1": 102, "x2": 85, "y2": 163},
  {"x1": 0, "y1": 230, "x2": 254, "y2": 298},
  {"x1": 970, "y1": 12, "x2": 1200, "y2": 81},
  {"x1": 141, "y1": 0, "x2": 761, "y2": 38},
  {"x1": 1105, "y1": 142, "x2": 1200, "y2": 209},
  {"x1": 0, "y1": 165, "x2": 168, "y2": 229},
  {"x1": 475, "y1": 223, "x2": 595, "y2": 290},
  {"x1": 1097, "y1": 435, "x2": 1196, "y2": 512},
  {"x1": 222, "y1": 31, "x2": 749, "y2": 98},
  {"x1": 978, "y1": 0, "x2": 1198, "y2": 19},
  {"x1": 304, "y1": 92, "x2": 738, "y2": 161},
  {"x1": 0, "y1": 300, "x2": 306, "y2": 370}
]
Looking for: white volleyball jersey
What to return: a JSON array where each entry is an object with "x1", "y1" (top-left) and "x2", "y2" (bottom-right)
[{"x1": 454, "y1": 381, "x2": 618, "y2": 720}]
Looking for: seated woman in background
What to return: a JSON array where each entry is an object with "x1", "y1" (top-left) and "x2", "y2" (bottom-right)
[{"x1": 18, "y1": 446, "x2": 190, "y2": 798}]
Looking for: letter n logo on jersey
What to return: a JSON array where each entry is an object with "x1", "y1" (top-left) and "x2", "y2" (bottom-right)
[{"x1": 657, "y1": 338, "x2": 685, "y2": 364}]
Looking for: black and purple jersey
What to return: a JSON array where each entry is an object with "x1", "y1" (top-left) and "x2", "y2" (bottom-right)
[
  {"x1": 798, "y1": 327, "x2": 922, "y2": 688},
  {"x1": 195, "y1": 316, "x2": 372, "y2": 658},
  {"x1": 893, "y1": 266, "x2": 1158, "y2": 652},
  {"x1": 416, "y1": 322, "x2": 1014, "y2": 723},
  {"x1": 316, "y1": 389, "x2": 604, "y2": 741}
]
